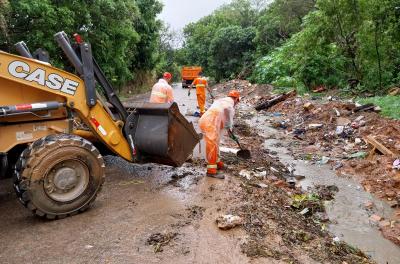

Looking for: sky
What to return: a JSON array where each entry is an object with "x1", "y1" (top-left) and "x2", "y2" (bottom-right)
[{"x1": 158, "y1": 0, "x2": 231, "y2": 31}]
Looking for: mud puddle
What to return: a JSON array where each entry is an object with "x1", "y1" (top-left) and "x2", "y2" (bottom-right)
[{"x1": 246, "y1": 112, "x2": 400, "y2": 264}]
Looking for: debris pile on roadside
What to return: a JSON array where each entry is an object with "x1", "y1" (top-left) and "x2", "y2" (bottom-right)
[
  {"x1": 252, "y1": 88, "x2": 400, "y2": 245},
  {"x1": 259, "y1": 94, "x2": 400, "y2": 204},
  {"x1": 215, "y1": 113, "x2": 373, "y2": 262},
  {"x1": 212, "y1": 79, "x2": 400, "y2": 247}
]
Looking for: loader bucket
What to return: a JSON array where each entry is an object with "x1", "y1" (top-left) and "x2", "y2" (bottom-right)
[{"x1": 124, "y1": 102, "x2": 202, "y2": 167}]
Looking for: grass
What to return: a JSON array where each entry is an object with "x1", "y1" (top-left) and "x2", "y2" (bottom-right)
[{"x1": 358, "y1": 95, "x2": 400, "y2": 120}]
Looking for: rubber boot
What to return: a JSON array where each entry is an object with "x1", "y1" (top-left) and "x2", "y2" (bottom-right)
[
  {"x1": 206, "y1": 167, "x2": 225, "y2": 179},
  {"x1": 217, "y1": 161, "x2": 227, "y2": 171}
]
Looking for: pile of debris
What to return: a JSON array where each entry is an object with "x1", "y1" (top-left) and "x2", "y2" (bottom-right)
[
  {"x1": 251, "y1": 90, "x2": 400, "y2": 245},
  {"x1": 212, "y1": 79, "x2": 400, "y2": 246},
  {"x1": 216, "y1": 118, "x2": 373, "y2": 262}
]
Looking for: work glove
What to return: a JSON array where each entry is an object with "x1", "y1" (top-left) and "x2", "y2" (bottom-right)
[{"x1": 228, "y1": 130, "x2": 238, "y2": 141}]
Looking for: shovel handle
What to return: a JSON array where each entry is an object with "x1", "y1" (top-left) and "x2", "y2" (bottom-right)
[{"x1": 228, "y1": 130, "x2": 242, "y2": 149}]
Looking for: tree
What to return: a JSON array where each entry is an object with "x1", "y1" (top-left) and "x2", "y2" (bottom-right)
[
  {"x1": 210, "y1": 26, "x2": 256, "y2": 81},
  {"x1": 255, "y1": 0, "x2": 315, "y2": 54},
  {"x1": 0, "y1": 0, "x2": 163, "y2": 89}
]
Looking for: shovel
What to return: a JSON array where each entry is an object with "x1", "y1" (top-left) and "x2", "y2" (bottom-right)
[{"x1": 228, "y1": 130, "x2": 251, "y2": 159}]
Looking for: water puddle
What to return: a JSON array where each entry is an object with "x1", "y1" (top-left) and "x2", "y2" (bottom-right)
[{"x1": 246, "y1": 113, "x2": 400, "y2": 264}]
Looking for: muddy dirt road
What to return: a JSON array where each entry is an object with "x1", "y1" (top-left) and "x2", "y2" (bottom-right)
[
  {"x1": 0, "y1": 84, "x2": 397, "y2": 263},
  {"x1": 0, "y1": 85, "x2": 248, "y2": 264}
]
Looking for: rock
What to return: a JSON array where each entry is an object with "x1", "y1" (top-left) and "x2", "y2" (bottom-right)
[
  {"x1": 303, "y1": 102, "x2": 315, "y2": 111},
  {"x1": 216, "y1": 215, "x2": 243, "y2": 230},
  {"x1": 370, "y1": 214, "x2": 382, "y2": 223},
  {"x1": 337, "y1": 117, "x2": 351, "y2": 126}
]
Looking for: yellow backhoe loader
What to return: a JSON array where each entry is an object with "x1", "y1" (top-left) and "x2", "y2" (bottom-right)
[{"x1": 0, "y1": 32, "x2": 200, "y2": 219}]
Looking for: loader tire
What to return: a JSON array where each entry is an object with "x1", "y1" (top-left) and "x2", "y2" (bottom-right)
[{"x1": 13, "y1": 134, "x2": 105, "y2": 219}]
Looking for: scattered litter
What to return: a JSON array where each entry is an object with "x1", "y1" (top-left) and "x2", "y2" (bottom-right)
[
  {"x1": 308, "y1": 124, "x2": 323, "y2": 129},
  {"x1": 348, "y1": 151, "x2": 367, "y2": 159},
  {"x1": 392, "y1": 159, "x2": 400, "y2": 170},
  {"x1": 84, "y1": 245, "x2": 94, "y2": 249},
  {"x1": 239, "y1": 170, "x2": 252, "y2": 180},
  {"x1": 220, "y1": 146, "x2": 239, "y2": 154},
  {"x1": 254, "y1": 171, "x2": 267, "y2": 178},
  {"x1": 271, "y1": 112, "x2": 282, "y2": 117},
  {"x1": 318, "y1": 156, "x2": 330, "y2": 165},
  {"x1": 256, "y1": 183, "x2": 268, "y2": 188},
  {"x1": 270, "y1": 167, "x2": 279, "y2": 173},
  {"x1": 335, "y1": 126, "x2": 344, "y2": 135},
  {"x1": 299, "y1": 208, "x2": 310, "y2": 215},
  {"x1": 333, "y1": 237, "x2": 341, "y2": 243},
  {"x1": 216, "y1": 215, "x2": 243, "y2": 230}
]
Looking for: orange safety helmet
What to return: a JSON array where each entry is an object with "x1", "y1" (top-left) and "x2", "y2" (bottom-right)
[
  {"x1": 163, "y1": 72, "x2": 172, "y2": 80},
  {"x1": 228, "y1": 90, "x2": 240, "y2": 101}
]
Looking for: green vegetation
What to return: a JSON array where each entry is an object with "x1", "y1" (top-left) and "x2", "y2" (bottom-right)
[
  {"x1": 358, "y1": 96, "x2": 400, "y2": 119},
  {"x1": 181, "y1": 0, "x2": 400, "y2": 94},
  {"x1": 0, "y1": 0, "x2": 172, "y2": 91}
]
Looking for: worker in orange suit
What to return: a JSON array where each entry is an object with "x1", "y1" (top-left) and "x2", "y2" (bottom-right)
[
  {"x1": 188, "y1": 72, "x2": 211, "y2": 116},
  {"x1": 198, "y1": 90, "x2": 240, "y2": 179},
  {"x1": 149, "y1": 72, "x2": 174, "y2": 103}
]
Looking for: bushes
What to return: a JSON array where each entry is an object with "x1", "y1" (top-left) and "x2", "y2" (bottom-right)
[{"x1": 252, "y1": 0, "x2": 400, "y2": 93}]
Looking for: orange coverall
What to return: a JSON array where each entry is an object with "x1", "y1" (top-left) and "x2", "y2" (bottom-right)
[
  {"x1": 192, "y1": 77, "x2": 208, "y2": 114},
  {"x1": 198, "y1": 97, "x2": 235, "y2": 174},
  {"x1": 149, "y1": 79, "x2": 174, "y2": 103}
]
